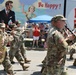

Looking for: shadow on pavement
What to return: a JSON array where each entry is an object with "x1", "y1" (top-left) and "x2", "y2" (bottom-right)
[
  {"x1": 37, "y1": 64, "x2": 42, "y2": 67},
  {"x1": 14, "y1": 69, "x2": 28, "y2": 71},
  {"x1": 0, "y1": 70, "x2": 7, "y2": 75},
  {"x1": 31, "y1": 71, "x2": 41, "y2": 75},
  {"x1": 26, "y1": 47, "x2": 47, "y2": 51},
  {"x1": 67, "y1": 65, "x2": 76, "y2": 69},
  {"x1": 66, "y1": 58, "x2": 74, "y2": 61}
]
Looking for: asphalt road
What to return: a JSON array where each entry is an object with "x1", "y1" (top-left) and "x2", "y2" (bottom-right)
[{"x1": 0, "y1": 49, "x2": 76, "y2": 75}]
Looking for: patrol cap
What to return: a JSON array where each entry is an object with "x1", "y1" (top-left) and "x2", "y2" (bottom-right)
[
  {"x1": 18, "y1": 20, "x2": 21, "y2": 24},
  {"x1": 15, "y1": 20, "x2": 21, "y2": 25},
  {"x1": 51, "y1": 15, "x2": 67, "y2": 22},
  {"x1": 9, "y1": 23, "x2": 17, "y2": 28},
  {"x1": 0, "y1": 23, "x2": 5, "y2": 28}
]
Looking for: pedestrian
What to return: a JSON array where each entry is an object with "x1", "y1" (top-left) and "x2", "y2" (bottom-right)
[
  {"x1": 19, "y1": 32, "x2": 31, "y2": 63},
  {"x1": 41, "y1": 15, "x2": 68, "y2": 75},
  {"x1": 66, "y1": 29, "x2": 76, "y2": 60},
  {"x1": 16, "y1": 27, "x2": 31, "y2": 63},
  {"x1": 69, "y1": 46, "x2": 75, "y2": 60},
  {"x1": 16, "y1": 21, "x2": 31, "y2": 63},
  {"x1": 32, "y1": 24, "x2": 40, "y2": 47},
  {"x1": 0, "y1": 1, "x2": 16, "y2": 30},
  {"x1": 9, "y1": 25, "x2": 29, "y2": 70},
  {"x1": 0, "y1": 23, "x2": 14, "y2": 75},
  {"x1": 70, "y1": 30, "x2": 76, "y2": 65},
  {"x1": 69, "y1": 43, "x2": 76, "y2": 60}
]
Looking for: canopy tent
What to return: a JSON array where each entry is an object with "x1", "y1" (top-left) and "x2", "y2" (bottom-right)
[{"x1": 27, "y1": 15, "x2": 53, "y2": 23}]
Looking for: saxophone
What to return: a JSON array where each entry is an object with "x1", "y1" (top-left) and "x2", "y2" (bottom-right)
[{"x1": 0, "y1": 31, "x2": 6, "y2": 64}]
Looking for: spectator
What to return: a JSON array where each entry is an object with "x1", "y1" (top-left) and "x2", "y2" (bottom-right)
[
  {"x1": 32, "y1": 24, "x2": 40, "y2": 47},
  {"x1": 39, "y1": 23, "x2": 45, "y2": 31},
  {"x1": 44, "y1": 24, "x2": 49, "y2": 41}
]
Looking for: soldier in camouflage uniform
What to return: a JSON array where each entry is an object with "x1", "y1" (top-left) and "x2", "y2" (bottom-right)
[
  {"x1": 68, "y1": 40, "x2": 76, "y2": 60},
  {"x1": 63, "y1": 28, "x2": 76, "y2": 60},
  {"x1": 72, "y1": 30, "x2": 76, "y2": 66},
  {"x1": 69, "y1": 29, "x2": 76, "y2": 60},
  {"x1": 10, "y1": 23, "x2": 31, "y2": 63},
  {"x1": 16, "y1": 27, "x2": 31, "y2": 63},
  {"x1": 41, "y1": 15, "x2": 68, "y2": 75},
  {"x1": 73, "y1": 43, "x2": 76, "y2": 66},
  {"x1": 9, "y1": 24, "x2": 29, "y2": 70},
  {"x1": 69, "y1": 45, "x2": 75, "y2": 60},
  {"x1": 20, "y1": 33, "x2": 31, "y2": 63},
  {"x1": 0, "y1": 23, "x2": 14, "y2": 75}
]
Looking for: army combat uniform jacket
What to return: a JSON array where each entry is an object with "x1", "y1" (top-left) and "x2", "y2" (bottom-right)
[{"x1": 42, "y1": 26, "x2": 68, "y2": 75}]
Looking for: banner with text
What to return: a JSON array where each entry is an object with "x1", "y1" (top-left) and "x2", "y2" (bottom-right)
[{"x1": 0, "y1": 0, "x2": 64, "y2": 24}]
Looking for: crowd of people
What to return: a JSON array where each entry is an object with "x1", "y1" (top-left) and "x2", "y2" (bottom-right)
[
  {"x1": 0, "y1": 0, "x2": 76, "y2": 75},
  {"x1": 25, "y1": 23, "x2": 50, "y2": 48}
]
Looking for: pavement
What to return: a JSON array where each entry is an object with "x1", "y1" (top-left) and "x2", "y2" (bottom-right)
[{"x1": 0, "y1": 49, "x2": 76, "y2": 75}]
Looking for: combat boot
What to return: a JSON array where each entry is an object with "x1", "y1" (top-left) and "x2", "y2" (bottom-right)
[
  {"x1": 61, "y1": 72, "x2": 67, "y2": 75},
  {"x1": 21, "y1": 63, "x2": 29, "y2": 70},
  {"x1": 11, "y1": 61, "x2": 15, "y2": 64},
  {"x1": 24, "y1": 58, "x2": 31, "y2": 63},
  {"x1": 73, "y1": 59, "x2": 76, "y2": 66},
  {"x1": 42, "y1": 59, "x2": 46, "y2": 64},
  {"x1": 69, "y1": 56, "x2": 73, "y2": 60},
  {"x1": 7, "y1": 70, "x2": 15, "y2": 75},
  {"x1": 69, "y1": 55, "x2": 73, "y2": 60}
]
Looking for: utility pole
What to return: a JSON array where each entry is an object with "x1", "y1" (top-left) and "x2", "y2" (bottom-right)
[{"x1": 63, "y1": 0, "x2": 67, "y2": 17}]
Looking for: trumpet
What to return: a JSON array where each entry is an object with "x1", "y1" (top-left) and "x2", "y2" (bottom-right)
[
  {"x1": 65, "y1": 25, "x2": 76, "y2": 37},
  {"x1": 64, "y1": 26, "x2": 76, "y2": 45}
]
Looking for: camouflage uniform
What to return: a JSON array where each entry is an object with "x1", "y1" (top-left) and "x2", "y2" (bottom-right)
[
  {"x1": 20, "y1": 33, "x2": 26, "y2": 59},
  {"x1": 19, "y1": 30, "x2": 31, "y2": 63},
  {"x1": 73, "y1": 41, "x2": 76, "y2": 66},
  {"x1": 69, "y1": 42, "x2": 76, "y2": 60},
  {"x1": 69, "y1": 30, "x2": 76, "y2": 60},
  {"x1": 72, "y1": 29, "x2": 76, "y2": 65},
  {"x1": 15, "y1": 28, "x2": 31, "y2": 63},
  {"x1": 9, "y1": 30, "x2": 29, "y2": 70},
  {"x1": 41, "y1": 15, "x2": 68, "y2": 75},
  {"x1": 0, "y1": 23, "x2": 14, "y2": 75}
]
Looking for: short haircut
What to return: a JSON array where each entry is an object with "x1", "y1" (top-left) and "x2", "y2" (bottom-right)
[{"x1": 5, "y1": 1, "x2": 13, "y2": 6}]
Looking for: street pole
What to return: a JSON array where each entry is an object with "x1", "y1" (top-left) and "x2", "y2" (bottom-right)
[{"x1": 63, "y1": 0, "x2": 67, "y2": 17}]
